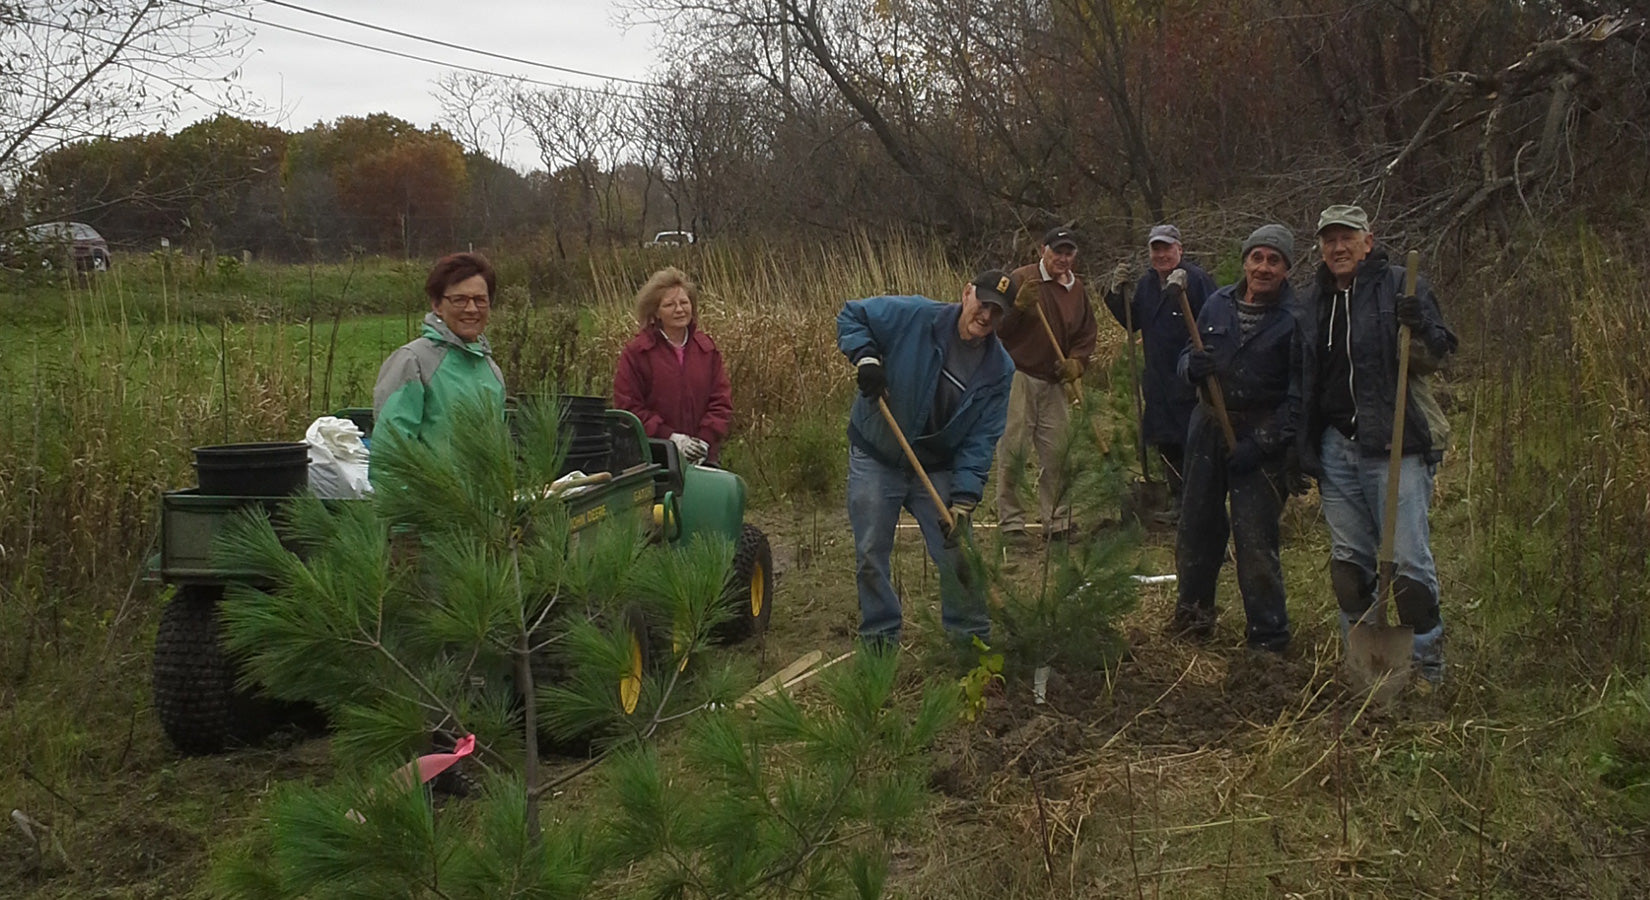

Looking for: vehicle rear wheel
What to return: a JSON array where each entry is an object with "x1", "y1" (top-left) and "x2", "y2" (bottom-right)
[
  {"x1": 152, "y1": 586, "x2": 279, "y2": 754},
  {"x1": 716, "y1": 525, "x2": 774, "y2": 642}
]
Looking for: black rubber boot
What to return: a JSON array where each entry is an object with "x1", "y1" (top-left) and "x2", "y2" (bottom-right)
[
  {"x1": 1331, "y1": 559, "x2": 1375, "y2": 618},
  {"x1": 1391, "y1": 576, "x2": 1441, "y2": 635}
]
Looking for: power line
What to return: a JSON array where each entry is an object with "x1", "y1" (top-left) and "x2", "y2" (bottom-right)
[
  {"x1": 173, "y1": 0, "x2": 649, "y2": 100},
  {"x1": 256, "y1": 0, "x2": 664, "y2": 89}
]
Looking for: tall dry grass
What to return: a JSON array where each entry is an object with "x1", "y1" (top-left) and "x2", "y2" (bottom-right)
[
  {"x1": 491, "y1": 232, "x2": 1001, "y2": 499},
  {"x1": 1456, "y1": 227, "x2": 1650, "y2": 674}
]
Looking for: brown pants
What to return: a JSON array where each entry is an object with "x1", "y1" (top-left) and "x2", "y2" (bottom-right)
[{"x1": 994, "y1": 371, "x2": 1073, "y2": 534}]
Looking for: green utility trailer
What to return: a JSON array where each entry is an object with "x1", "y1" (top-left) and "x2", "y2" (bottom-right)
[{"x1": 150, "y1": 407, "x2": 773, "y2": 755}]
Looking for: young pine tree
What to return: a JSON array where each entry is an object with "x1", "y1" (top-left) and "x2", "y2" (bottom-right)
[{"x1": 208, "y1": 393, "x2": 960, "y2": 897}]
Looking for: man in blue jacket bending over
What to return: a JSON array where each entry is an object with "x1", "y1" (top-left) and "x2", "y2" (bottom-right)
[{"x1": 837, "y1": 270, "x2": 1019, "y2": 648}]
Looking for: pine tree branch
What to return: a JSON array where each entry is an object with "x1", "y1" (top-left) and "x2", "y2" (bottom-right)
[
  {"x1": 525, "y1": 590, "x2": 567, "y2": 653},
  {"x1": 346, "y1": 629, "x2": 508, "y2": 769},
  {"x1": 752, "y1": 767, "x2": 864, "y2": 893},
  {"x1": 638, "y1": 664, "x2": 691, "y2": 741}
]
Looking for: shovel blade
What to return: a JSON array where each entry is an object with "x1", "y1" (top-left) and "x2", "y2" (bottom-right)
[{"x1": 1346, "y1": 623, "x2": 1415, "y2": 702}]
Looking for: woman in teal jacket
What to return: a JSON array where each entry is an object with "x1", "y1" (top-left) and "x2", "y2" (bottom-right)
[{"x1": 371, "y1": 252, "x2": 506, "y2": 478}]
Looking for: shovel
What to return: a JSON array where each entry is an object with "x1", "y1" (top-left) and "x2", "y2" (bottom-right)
[
  {"x1": 875, "y1": 396, "x2": 1000, "y2": 606},
  {"x1": 1346, "y1": 250, "x2": 1421, "y2": 700},
  {"x1": 1116, "y1": 266, "x2": 1152, "y2": 480},
  {"x1": 1167, "y1": 270, "x2": 1237, "y2": 451},
  {"x1": 1020, "y1": 280, "x2": 1112, "y2": 454},
  {"x1": 877, "y1": 397, "x2": 954, "y2": 535}
]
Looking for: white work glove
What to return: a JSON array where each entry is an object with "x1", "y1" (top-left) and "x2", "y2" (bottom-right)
[{"x1": 669, "y1": 432, "x2": 708, "y2": 464}]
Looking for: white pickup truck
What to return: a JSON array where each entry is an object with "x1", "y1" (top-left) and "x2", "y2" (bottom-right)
[{"x1": 644, "y1": 230, "x2": 695, "y2": 248}]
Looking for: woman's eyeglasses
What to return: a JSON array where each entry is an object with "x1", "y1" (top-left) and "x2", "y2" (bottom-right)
[{"x1": 443, "y1": 294, "x2": 490, "y2": 310}]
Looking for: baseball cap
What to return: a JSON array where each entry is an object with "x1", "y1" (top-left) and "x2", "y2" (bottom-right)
[
  {"x1": 1147, "y1": 224, "x2": 1182, "y2": 246},
  {"x1": 970, "y1": 268, "x2": 1019, "y2": 310},
  {"x1": 1041, "y1": 227, "x2": 1078, "y2": 250},
  {"x1": 1316, "y1": 204, "x2": 1370, "y2": 233}
]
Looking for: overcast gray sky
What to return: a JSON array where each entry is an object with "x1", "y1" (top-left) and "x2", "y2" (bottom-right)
[{"x1": 190, "y1": 0, "x2": 660, "y2": 169}]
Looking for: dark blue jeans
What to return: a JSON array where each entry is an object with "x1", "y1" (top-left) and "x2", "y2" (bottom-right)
[{"x1": 1175, "y1": 411, "x2": 1290, "y2": 649}]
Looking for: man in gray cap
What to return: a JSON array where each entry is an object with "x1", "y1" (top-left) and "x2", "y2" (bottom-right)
[
  {"x1": 1103, "y1": 224, "x2": 1218, "y2": 524},
  {"x1": 1170, "y1": 224, "x2": 1300, "y2": 651},
  {"x1": 1294, "y1": 205, "x2": 1458, "y2": 683}
]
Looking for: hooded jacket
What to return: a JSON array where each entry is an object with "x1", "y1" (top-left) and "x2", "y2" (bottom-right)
[
  {"x1": 612, "y1": 325, "x2": 733, "y2": 462},
  {"x1": 372, "y1": 312, "x2": 507, "y2": 460},
  {"x1": 836, "y1": 295, "x2": 1014, "y2": 503},
  {"x1": 1294, "y1": 248, "x2": 1458, "y2": 476},
  {"x1": 1105, "y1": 261, "x2": 1217, "y2": 445}
]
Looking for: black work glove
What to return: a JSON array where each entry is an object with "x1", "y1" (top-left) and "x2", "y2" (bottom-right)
[
  {"x1": 856, "y1": 357, "x2": 886, "y2": 398},
  {"x1": 1396, "y1": 294, "x2": 1425, "y2": 330},
  {"x1": 1226, "y1": 439, "x2": 1266, "y2": 475},
  {"x1": 1186, "y1": 348, "x2": 1218, "y2": 382}
]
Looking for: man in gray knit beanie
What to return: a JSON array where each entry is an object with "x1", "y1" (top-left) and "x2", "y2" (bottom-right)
[
  {"x1": 1168, "y1": 224, "x2": 1300, "y2": 651},
  {"x1": 1241, "y1": 224, "x2": 1294, "y2": 268}
]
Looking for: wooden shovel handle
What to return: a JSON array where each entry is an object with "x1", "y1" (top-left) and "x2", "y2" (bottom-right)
[
  {"x1": 550, "y1": 471, "x2": 613, "y2": 493},
  {"x1": 876, "y1": 396, "x2": 953, "y2": 531},
  {"x1": 1119, "y1": 276, "x2": 1151, "y2": 478},
  {"x1": 1030, "y1": 303, "x2": 1084, "y2": 406},
  {"x1": 1374, "y1": 251, "x2": 1420, "y2": 611},
  {"x1": 1170, "y1": 282, "x2": 1238, "y2": 450}
]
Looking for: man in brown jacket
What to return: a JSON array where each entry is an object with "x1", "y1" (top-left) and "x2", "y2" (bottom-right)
[{"x1": 994, "y1": 227, "x2": 1099, "y2": 543}]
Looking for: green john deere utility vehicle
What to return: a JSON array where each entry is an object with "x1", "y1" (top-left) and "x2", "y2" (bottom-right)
[{"x1": 149, "y1": 402, "x2": 773, "y2": 755}]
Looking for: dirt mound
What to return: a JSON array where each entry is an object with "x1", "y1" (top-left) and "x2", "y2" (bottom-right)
[{"x1": 929, "y1": 624, "x2": 1344, "y2": 799}]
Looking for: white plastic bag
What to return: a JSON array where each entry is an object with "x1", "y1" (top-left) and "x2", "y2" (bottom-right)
[{"x1": 306, "y1": 416, "x2": 372, "y2": 498}]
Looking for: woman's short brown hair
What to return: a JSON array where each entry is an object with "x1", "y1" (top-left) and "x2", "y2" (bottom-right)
[
  {"x1": 633, "y1": 267, "x2": 698, "y2": 328},
  {"x1": 425, "y1": 252, "x2": 497, "y2": 306}
]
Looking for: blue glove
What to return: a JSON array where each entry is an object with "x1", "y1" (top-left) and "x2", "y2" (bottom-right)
[{"x1": 1226, "y1": 439, "x2": 1266, "y2": 475}]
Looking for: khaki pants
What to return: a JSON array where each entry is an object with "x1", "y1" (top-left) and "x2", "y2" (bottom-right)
[{"x1": 995, "y1": 370, "x2": 1073, "y2": 534}]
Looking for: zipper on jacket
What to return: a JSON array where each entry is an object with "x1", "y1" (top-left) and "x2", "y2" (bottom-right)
[{"x1": 1331, "y1": 283, "x2": 1356, "y2": 434}]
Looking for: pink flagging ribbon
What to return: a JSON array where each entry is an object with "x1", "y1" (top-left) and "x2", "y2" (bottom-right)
[
  {"x1": 405, "y1": 733, "x2": 476, "y2": 786},
  {"x1": 346, "y1": 734, "x2": 477, "y2": 823}
]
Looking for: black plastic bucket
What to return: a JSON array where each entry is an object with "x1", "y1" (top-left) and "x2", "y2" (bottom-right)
[
  {"x1": 557, "y1": 394, "x2": 612, "y2": 476},
  {"x1": 193, "y1": 442, "x2": 310, "y2": 496}
]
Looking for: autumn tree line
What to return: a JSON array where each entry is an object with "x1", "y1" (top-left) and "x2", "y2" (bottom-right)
[{"x1": 5, "y1": 0, "x2": 1647, "y2": 269}]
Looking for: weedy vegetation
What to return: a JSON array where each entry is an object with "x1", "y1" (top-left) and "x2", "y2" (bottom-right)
[{"x1": 3, "y1": 228, "x2": 1650, "y2": 897}]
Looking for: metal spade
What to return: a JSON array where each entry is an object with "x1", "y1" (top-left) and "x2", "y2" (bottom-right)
[{"x1": 1346, "y1": 250, "x2": 1422, "y2": 700}]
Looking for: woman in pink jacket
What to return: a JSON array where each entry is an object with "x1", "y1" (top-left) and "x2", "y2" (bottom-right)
[{"x1": 613, "y1": 267, "x2": 733, "y2": 464}]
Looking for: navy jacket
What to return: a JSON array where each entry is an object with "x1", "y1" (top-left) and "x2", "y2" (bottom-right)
[
  {"x1": 1176, "y1": 280, "x2": 1300, "y2": 456},
  {"x1": 836, "y1": 295, "x2": 1014, "y2": 502},
  {"x1": 1105, "y1": 262, "x2": 1217, "y2": 445},
  {"x1": 1294, "y1": 249, "x2": 1458, "y2": 477}
]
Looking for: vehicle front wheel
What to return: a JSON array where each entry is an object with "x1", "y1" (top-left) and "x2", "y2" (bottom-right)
[{"x1": 716, "y1": 525, "x2": 773, "y2": 642}]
